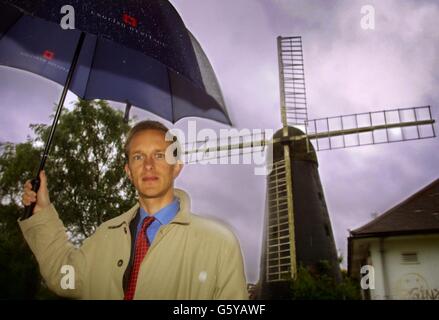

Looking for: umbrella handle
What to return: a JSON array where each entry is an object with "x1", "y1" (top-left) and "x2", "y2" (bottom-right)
[{"x1": 22, "y1": 176, "x2": 41, "y2": 220}]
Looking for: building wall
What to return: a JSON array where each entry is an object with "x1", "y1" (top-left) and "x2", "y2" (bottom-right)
[{"x1": 368, "y1": 234, "x2": 439, "y2": 300}]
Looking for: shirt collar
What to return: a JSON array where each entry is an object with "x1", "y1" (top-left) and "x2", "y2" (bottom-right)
[
  {"x1": 106, "y1": 188, "x2": 191, "y2": 230},
  {"x1": 139, "y1": 197, "x2": 180, "y2": 225}
]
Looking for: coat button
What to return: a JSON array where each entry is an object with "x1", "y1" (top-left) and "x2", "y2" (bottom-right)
[
  {"x1": 124, "y1": 227, "x2": 127, "y2": 234},
  {"x1": 117, "y1": 259, "x2": 124, "y2": 267}
]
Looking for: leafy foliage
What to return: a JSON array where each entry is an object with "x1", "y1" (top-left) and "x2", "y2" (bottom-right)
[{"x1": 290, "y1": 261, "x2": 361, "y2": 300}]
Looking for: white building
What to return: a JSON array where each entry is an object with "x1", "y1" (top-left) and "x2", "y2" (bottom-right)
[{"x1": 348, "y1": 178, "x2": 439, "y2": 300}]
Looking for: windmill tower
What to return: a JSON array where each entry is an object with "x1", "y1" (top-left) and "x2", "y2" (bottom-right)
[
  {"x1": 182, "y1": 36, "x2": 436, "y2": 299},
  {"x1": 259, "y1": 36, "x2": 339, "y2": 299}
]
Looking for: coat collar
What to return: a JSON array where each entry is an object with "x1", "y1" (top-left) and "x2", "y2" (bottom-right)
[{"x1": 107, "y1": 188, "x2": 191, "y2": 229}]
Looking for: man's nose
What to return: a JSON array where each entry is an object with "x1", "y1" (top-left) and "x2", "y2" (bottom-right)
[{"x1": 143, "y1": 156, "x2": 154, "y2": 169}]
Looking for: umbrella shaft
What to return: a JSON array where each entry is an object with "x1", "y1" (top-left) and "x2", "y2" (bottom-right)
[{"x1": 38, "y1": 32, "x2": 86, "y2": 173}]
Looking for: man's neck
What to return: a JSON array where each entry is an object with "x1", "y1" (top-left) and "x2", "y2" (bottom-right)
[{"x1": 139, "y1": 191, "x2": 174, "y2": 215}]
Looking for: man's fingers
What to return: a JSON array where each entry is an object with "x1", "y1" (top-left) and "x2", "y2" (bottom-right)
[
  {"x1": 23, "y1": 191, "x2": 36, "y2": 199},
  {"x1": 22, "y1": 171, "x2": 50, "y2": 213},
  {"x1": 22, "y1": 193, "x2": 36, "y2": 206},
  {"x1": 29, "y1": 192, "x2": 37, "y2": 200},
  {"x1": 22, "y1": 179, "x2": 37, "y2": 206},
  {"x1": 24, "y1": 189, "x2": 37, "y2": 198},
  {"x1": 23, "y1": 195, "x2": 34, "y2": 205}
]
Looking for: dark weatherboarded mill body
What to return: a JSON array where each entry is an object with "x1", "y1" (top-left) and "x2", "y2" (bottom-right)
[{"x1": 257, "y1": 127, "x2": 341, "y2": 299}]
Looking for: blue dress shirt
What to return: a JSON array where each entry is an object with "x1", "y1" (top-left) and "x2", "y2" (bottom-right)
[{"x1": 135, "y1": 198, "x2": 180, "y2": 245}]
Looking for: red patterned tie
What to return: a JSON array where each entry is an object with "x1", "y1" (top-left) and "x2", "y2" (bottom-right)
[{"x1": 124, "y1": 216, "x2": 155, "y2": 300}]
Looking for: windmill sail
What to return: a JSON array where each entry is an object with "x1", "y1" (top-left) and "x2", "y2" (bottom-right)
[
  {"x1": 181, "y1": 106, "x2": 436, "y2": 160},
  {"x1": 278, "y1": 36, "x2": 309, "y2": 126},
  {"x1": 306, "y1": 106, "x2": 436, "y2": 151}
]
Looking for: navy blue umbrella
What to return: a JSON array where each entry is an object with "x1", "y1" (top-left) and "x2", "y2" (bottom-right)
[{"x1": 0, "y1": 0, "x2": 231, "y2": 218}]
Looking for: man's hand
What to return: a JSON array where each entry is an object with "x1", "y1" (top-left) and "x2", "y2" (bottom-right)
[{"x1": 22, "y1": 170, "x2": 51, "y2": 214}]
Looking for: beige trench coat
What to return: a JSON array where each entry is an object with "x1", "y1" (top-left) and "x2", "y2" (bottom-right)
[{"x1": 18, "y1": 189, "x2": 248, "y2": 299}]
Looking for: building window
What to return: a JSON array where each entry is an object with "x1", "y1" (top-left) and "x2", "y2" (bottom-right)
[{"x1": 401, "y1": 252, "x2": 419, "y2": 264}]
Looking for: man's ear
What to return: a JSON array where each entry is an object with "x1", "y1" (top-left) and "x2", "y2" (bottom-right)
[
  {"x1": 124, "y1": 163, "x2": 132, "y2": 181},
  {"x1": 173, "y1": 162, "x2": 183, "y2": 179}
]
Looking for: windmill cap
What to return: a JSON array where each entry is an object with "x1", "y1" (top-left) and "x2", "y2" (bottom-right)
[{"x1": 270, "y1": 127, "x2": 318, "y2": 164}]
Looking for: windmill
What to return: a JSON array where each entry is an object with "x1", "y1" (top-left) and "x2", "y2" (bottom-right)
[{"x1": 180, "y1": 36, "x2": 436, "y2": 299}]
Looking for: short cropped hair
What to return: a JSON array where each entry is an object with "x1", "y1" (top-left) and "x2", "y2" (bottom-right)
[{"x1": 124, "y1": 120, "x2": 180, "y2": 161}]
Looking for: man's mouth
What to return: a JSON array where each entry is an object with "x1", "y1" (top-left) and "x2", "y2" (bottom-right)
[{"x1": 142, "y1": 176, "x2": 158, "y2": 182}]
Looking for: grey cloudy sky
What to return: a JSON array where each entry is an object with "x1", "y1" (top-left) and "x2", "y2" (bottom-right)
[{"x1": 1, "y1": 0, "x2": 439, "y2": 284}]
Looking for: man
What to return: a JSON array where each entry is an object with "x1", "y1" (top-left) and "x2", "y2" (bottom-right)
[{"x1": 20, "y1": 120, "x2": 248, "y2": 299}]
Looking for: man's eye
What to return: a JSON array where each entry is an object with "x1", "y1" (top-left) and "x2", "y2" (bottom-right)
[
  {"x1": 132, "y1": 155, "x2": 143, "y2": 161},
  {"x1": 155, "y1": 153, "x2": 165, "y2": 160}
]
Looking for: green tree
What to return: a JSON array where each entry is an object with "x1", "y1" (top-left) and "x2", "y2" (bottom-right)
[
  {"x1": 0, "y1": 99, "x2": 137, "y2": 298},
  {"x1": 289, "y1": 261, "x2": 361, "y2": 300}
]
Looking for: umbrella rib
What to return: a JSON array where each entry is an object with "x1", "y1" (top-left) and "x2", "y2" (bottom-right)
[{"x1": 166, "y1": 68, "x2": 176, "y2": 123}]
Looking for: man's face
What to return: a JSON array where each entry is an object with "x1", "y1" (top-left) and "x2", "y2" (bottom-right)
[{"x1": 124, "y1": 129, "x2": 182, "y2": 200}]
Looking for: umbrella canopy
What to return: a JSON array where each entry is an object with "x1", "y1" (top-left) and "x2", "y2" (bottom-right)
[
  {"x1": 0, "y1": 0, "x2": 232, "y2": 219},
  {"x1": 0, "y1": 0, "x2": 231, "y2": 124}
]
